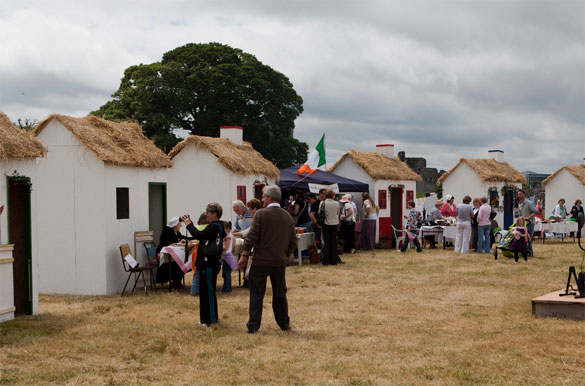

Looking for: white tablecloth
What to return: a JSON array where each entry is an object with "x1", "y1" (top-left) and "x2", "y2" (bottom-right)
[
  {"x1": 535, "y1": 221, "x2": 577, "y2": 242},
  {"x1": 159, "y1": 245, "x2": 193, "y2": 273},
  {"x1": 419, "y1": 226, "x2": 456, "y2": 243},
  {"x1": 294, "y1": 232, "x2": 315, "y2": 266}
]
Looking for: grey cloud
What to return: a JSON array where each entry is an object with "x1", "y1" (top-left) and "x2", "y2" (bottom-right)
[{"x1": 0, "y1": 0, "x2": 582, "y2": 176}]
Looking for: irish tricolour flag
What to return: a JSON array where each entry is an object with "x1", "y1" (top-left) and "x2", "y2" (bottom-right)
[{"x1": 297, "y1": 134, "x2": 326, "y2": 175}]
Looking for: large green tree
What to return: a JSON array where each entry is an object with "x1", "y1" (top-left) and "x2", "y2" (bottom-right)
[{"x1": 92, "y1": 42, "x2": 307, "y2": 168}]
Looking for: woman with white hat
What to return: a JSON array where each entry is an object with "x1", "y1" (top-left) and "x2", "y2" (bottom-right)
[
  {"x1": 440, "y1": 194, "x2": 457, "y2": 218},
  {"x1": 155, "y1": 216, "x2": 187, "y2": 289}
]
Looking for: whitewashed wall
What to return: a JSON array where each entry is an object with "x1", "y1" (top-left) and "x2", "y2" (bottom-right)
[
  {"x1": 545, "y1": 169, "x2": 585, "y2": 218},
  {"x1": 167, "y1": 142, "x2": 275, "y2": 233},
  {"x1": 1, "y1": 158, "x2": 39, "y2": 316},
  {"x1": 0, "y1": 245, "x2": 15, "y2": 322},
  {"x1": 329, "y1": 157, "x2": 417, "y2": 243},
  {"x1": 36, "y1": 119, "x2": 169, "y2": 295},
  {"x1": 104, "y1": 166, "x2": 168, "y2": 295},
  {"x1": 36, "y1": 120, "x2": 107, "y2": 295},
  {"x1": 441, "y1": 162, "x2": 522, "y2": 227}
]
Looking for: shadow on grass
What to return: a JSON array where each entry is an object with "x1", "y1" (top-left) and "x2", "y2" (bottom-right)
[{"x1": 0, "y1": 311, "x2": 85, "y2": 348}]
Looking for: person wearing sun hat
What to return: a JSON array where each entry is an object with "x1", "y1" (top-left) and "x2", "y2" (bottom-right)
[{"x1": 339, "y1": 195, "x2": 356, "y2": 253}]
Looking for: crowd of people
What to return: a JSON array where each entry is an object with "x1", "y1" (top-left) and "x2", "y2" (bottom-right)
[
  {"x1": 152, "y1": 185, "x2": 582, "y2": 328},
  {"x1": 154, "y1": 186, "x2": 297, "y2": 330},
  {"x1": 285, "y1": 189, "x2": 381, "y2": 265}
]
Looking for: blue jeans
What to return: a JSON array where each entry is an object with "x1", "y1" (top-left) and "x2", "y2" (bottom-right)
[
  {"x1": 400, "y1": 234, "x2": 421, "y2": 252},
  {"x1": 190, "y1": 269, "x2": 200, "y2": 296},
  {"x1": 477, "y1": 225, "x2": 491, "y2": 253},
  {"x1": 222, "y1": 260, "x2": 232, "y2": 293},
  {"x1": 527, "y1": 222, "x2": 535, "y2": 257}
]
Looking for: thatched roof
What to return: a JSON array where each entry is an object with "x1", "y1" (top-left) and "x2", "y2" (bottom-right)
[
  {"x1": 33, "y1": 114, "x2": 172, "y2": 168},
  {"x1": 437, "y1": 158, "x2": 526, "y2": 184},
  {"x1": 0, "y1": 112, "x2": 46, "y2": 160},
  {"x1": 169, "y1": 135, "x2": 279, "y2": 178},
  {"x1": 542, "y1": 164, "x2": 585, "y2": 186},
  {"x1": 327, "y1": 150, "x2": 421, "y2": 181}
]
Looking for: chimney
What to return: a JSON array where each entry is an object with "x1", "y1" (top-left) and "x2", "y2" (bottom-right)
[
  {"x1": 488, "y1": 149, "x2": 504, "y2": 162},
  {"x1": 376, "y1": 144, "x2": 395, "y2": 158},
  {"x1": 220, "y1": 126, "x2": 243, "y2": 146}
]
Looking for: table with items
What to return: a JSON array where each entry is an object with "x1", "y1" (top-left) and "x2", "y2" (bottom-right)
[
  {"x1": 419, "y1": 225, "x2": 457, "y2": 249},
  {"x1": 159, "y1": 244, "x2": 194, "y2": 290},
  {"x1": 534, "y1": 220, "x2": 578, "y2": 243}
]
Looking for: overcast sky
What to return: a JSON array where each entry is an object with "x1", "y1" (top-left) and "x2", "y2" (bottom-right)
[{"x1": 1, "y1": 0, "x2": 583, "y2": 173}]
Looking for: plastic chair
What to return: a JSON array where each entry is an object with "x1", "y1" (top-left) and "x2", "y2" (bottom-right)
[
  {"x1": 119, "y1": 244, "x2": 152, "y2": 296},
  {"x1": 391, "y1": 225, "x2": 409, "y2": 251}
]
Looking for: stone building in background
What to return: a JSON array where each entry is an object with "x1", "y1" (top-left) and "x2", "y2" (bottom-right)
[{"x1": 398, "y1": 151, "x2": 445, "y2": 194}]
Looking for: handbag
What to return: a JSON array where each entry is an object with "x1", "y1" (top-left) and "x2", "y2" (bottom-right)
[
  {"x1": 317, "y1": 202, "x2": 326, "y2": 226},
  {"x1": 203, "y1": 224, "x2": 223, "y2": 259},
  {"x1": 407, "y1": 231, "x2": 415, "y2": 241}
]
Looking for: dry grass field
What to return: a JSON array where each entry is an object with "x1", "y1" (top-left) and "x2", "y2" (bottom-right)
[{"x1": 2, "y1": 241, "x2": 585, "y2": 385}]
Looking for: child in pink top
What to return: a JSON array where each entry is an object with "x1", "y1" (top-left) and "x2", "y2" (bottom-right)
[
  {"x1": 510, "y1": 216, "x2": 530, "y2": 262},
  {"x1": 221, "y1": 221, "x2": 238, "y2": 293}
]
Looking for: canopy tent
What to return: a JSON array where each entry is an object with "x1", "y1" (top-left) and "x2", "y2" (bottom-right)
[{"x1": 278, "y1": 165, "x2": 369, "y2": 193}]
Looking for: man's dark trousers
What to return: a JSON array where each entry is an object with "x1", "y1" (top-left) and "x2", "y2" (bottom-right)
[{"x1": 247, "y1": 265, "x2": 289, "y2": 332}]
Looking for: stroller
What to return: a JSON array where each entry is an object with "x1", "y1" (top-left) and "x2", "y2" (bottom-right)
[{"x1": 493, "y1": 223, "x2": 531, "y2": 260}]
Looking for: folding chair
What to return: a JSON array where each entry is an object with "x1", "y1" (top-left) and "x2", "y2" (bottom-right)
[
  {"x1": 143, "y1": 241, "x2": 159, "y2": 291},
  {"x1": 119, "y1": 244, "x2": 151, "y2": 296}
]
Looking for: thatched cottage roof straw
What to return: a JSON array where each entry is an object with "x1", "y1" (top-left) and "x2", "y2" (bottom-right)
[
  {"x1": 328, "y1": 150, "x2": 421, "y2": 181},
  {"x1": 33, "y1": 114, "x2": 172, "y2": 168},
  {"x1": 542, "y1": 164, "x2": 585, "y2": 186},
  {"x1": 169, "y1": 135, "x2": 279, "y2": 178},
  {"x1": 0, "y1": 112, "x2": 46, "y2": 160},
  {"x1": 437, "y1": 158, "x2": 526, "y2": 184}
]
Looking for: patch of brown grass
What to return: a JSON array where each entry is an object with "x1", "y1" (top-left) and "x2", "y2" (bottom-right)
[{"x1": 2, "y1": 242, "x2": 585, "y2": 385}]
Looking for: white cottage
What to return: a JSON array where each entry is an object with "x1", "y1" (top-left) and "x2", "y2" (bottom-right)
[
  {"x1": 328, "y1": 144, "x2": 421, "y2": 243},
  {"x1": 0, "y1": 112, "x2": 46, "y2": 321},
  {"x1": 437, "y1": 150, "x2": 525, "y2": 229},
  {"x1": 33, "y1": 114, "x2": 172, "y2": 295},
  {"x1": 167, "y1": 126, "x2": 279, "y2": 226},
  {"x1": 542, "y1": 164, "x2": 585, "y2": 218}
]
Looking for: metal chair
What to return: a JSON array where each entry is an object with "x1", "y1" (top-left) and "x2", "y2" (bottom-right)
[
  {"x1": 143, "y1": 241, "x2": 159, "y2": 291},
  {"x1": 119, "y1": 244, "x2": 152, "y2": 296}
]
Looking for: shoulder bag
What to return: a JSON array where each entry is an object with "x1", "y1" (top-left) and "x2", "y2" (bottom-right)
[
  {"x1": 204, "y1": 223, "x2": 223, "y2": 260},
  {"x1": 317, "y1": 202, "x2": 327, "y2": 226}
]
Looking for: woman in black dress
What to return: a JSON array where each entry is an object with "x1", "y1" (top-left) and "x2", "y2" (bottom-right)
[
  {"x1": 182, "y1": 203, "x2": 226, "y2": 326},
  {"x1": 156, "y1": 216, "x2": 187, "y2": 289}
]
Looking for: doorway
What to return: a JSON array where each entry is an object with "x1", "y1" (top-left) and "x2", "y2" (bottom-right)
[
  {"x1": 390, "y1": 187, "x2": 403, "y2": 246},
  {"x1": 7, "y1": 176, "x2": 32, "y2": 315},
  {"x1": 148, "y1": 183, "x2": 167, "y2": 245},
  {"x1": 254, "y1": 184, "x2": 265, "y2": 200}
]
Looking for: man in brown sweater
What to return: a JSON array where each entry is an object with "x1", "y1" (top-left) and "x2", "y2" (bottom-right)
[{"x1": 238, "y1": 185, "x2": 297, "y2": 333}]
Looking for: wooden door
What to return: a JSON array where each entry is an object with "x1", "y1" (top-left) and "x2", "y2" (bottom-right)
[
  {"x1": 8, "y1": 177, "x2": 32, "y2": 315},
  {"x1": 390, "y1": 188, "x2": 403, "y2": 247}
]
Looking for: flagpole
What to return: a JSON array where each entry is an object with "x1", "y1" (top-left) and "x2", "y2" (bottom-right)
[{"x1": 290, "y1": 173, "x2": 313, "y2": 189}]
